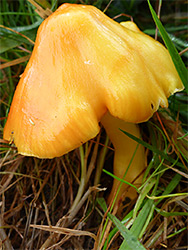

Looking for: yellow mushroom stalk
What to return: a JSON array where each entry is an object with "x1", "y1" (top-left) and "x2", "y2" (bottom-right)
[
  {"x1": 101, "y1": 112, "x2": 145, "y2": 203},
  {"x1": 3, "y1": 4, "x2": 184, "y2": 204}
]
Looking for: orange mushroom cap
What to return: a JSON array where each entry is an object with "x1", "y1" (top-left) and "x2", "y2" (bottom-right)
[{"x1": 3, "y1": 3, "x2": 184, "y2": 158}]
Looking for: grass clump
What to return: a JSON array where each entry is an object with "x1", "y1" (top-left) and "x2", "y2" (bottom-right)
[{"x1": 0, "y1": 0, "x2": 187, "y2": 249}]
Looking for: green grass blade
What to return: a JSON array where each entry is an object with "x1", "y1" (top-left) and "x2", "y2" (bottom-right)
[
  {"x1": 130, "y1": 199, "x2": 154, "y2": 237},
  {"x1": 107, "y1": 213, "x2": 146, "y2": 250},
  {"x1": 0, "y1": 36, "x2": 22, "y2": 53},
  {"x1": 147, "y1": 0, "x2": 188, "y2": 93},
  {"x1": 97, "y1": 197, "x2": 108, "y2": 213},
  {"x1": 96, "y1": 197, "x2": 134, "y2": 250},
  {"x1": 120, "y1": 129, "x2": 183, "y2": 168},
  {"x1": 103, "y1": 210, "x2": 134, "y2": 250},
  {"x1": 155, "y1": 173, "x2": 182, "y2": 205},
  {"x1": 102, "y1": 168, "x2": 139, "y2": 192},
  {"x1": 133, "y1": 178, "x2": 156, "y2": 218},
  {"x1": 121, "y1": 199, "x2": 154, "y2": 249},
  {"x1": 155, "y1": 208, "x2": 188, "y2": 217},
  {"x1": 10, "y1": 19, "x2": 42, "y2": 32}
]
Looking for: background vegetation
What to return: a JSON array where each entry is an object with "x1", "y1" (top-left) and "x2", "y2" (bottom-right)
[{"x1": 0, "y1": 0, "x2": 187, "y2": 249}]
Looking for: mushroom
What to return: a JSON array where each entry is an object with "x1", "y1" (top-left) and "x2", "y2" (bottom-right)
[{"x1": 3, "y1": 3, "x2": 184, "y2": 204}]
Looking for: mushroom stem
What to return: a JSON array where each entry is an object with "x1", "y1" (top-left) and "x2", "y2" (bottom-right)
[{"x1": 101, "y1": 112, "x2": 145, "y2": 204}]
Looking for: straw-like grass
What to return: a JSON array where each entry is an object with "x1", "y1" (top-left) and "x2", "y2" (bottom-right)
[{"x1": 0, "y1": 0, "x2": 187, "y2": 249}]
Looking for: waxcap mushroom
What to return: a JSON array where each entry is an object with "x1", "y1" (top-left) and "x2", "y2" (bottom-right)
[{"x1": 3, "y1": 3, "x2": 184, "y2": 158}]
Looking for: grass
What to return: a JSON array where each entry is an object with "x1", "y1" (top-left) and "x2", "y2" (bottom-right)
[{"x1": 0, "y1": 0, "x2": 188, "y2": 249}]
